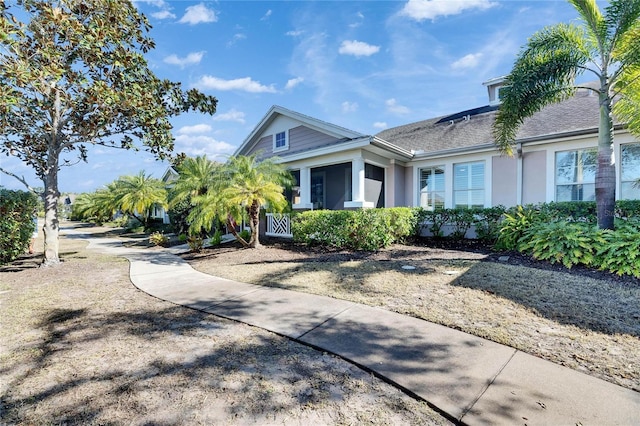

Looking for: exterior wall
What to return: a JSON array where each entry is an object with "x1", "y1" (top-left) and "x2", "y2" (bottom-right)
[
  {"x1": 522, "y1": 150, "x2": 547, "y2": 204},
  {"x1": 243, "y1": 115, "x2": 342, "y2": 160},
  {"x1": 404, "y1": 165, "x2": 414, "y2": 207},
  {"x1": 491, "y1": 155, "x2": 517, "y2": 207},
  {"x1": 388, "y1": 163, "x2": 406, "y2": 208},
  {"x1": 288, "y1": 126, "x2": 341, "y2": 156}
]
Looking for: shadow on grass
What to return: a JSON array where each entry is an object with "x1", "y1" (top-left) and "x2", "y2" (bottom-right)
[
  {"x1": 451, "y1": 261, "x2": 640, "y2": 338},
  {"x1": 0, "y1": 302, "x2": 454, "y2": 425}
]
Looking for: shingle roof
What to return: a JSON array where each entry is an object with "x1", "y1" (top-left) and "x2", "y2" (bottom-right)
[{"x1": 375, "y1": 87, "x2": 606, "y2": 154}]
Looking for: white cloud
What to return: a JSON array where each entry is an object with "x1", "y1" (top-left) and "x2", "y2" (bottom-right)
[
  {"x1": 386, "y1": 98, "x2": 410, "y2": 115},
  {"x1": 400, "y1": 0, "x2": 496, "y2": 22},
  {"x1": 261, "y1": 10, "x2": 272, "y2": 21},
  {"x1": 178, "y1": 3, "x2": 218, "y2": 25},
  {"x1": 163, "y1": 51, "x2": 205, "y2": 68},
  {"x1": 151, "y1": 10, "x2": 176, "y2": 19},
  {"x1": 286, "y1": 30, "x2": 304, "y2": 37},
  {"x1": 177, "y1": 124, "x2": 212, "y2": 135},
  {"x1": 175, "y1": 134, "x2": 236, "y2": 159},
  {"x1": 195, "y1": 75, "x2": 277, "y2": 93},
  {"x1": 227, "y1": 33, "x2": 247, "y2": 47},
  {"x1": 285, "y1": 77, "x2": 304, "y2": 90},
  {"x1": 341, "y1": 101, "x2": 359, "y2": 113},
  {"x1": 451, "y1": 52, "x2": 483, "y2": 70},
  {"x1": 338, "y1": 40, "x2": 380, "y2": 57},
  {"x1": 373, "y1": 122, "x2": 388, "y2": 129},
  {"x1": 212, "y1": 108, "x2": 246, "y2": 124}
]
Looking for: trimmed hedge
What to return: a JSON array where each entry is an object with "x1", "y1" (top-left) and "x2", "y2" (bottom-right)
[
  {"x1": 0, "y1": 189, "x2": 39, "y2": 264},
  {"x1": 292, "y1": 207, "x2": 418, "y2": 251}
]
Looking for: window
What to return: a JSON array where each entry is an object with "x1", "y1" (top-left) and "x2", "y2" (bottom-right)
[
  {"x1": 621, "y1": 143, "x2": 640, "y2": 199},
  {"x1": 453, "y1": 162, "x2": 484, "y2": 208},
  {"x1": 274, "y1": 131, "x2": 288, "y2": 151},
  {"x1": 419, "y1": 166, "x2": 445, "y2": 210},
  {"x1": 555, "y1": 148, "x2": 596, "y2": 201}
]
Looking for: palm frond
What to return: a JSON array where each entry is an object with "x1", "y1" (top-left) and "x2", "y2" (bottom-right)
[{"x1": 494, "y1": 24, "x2": 589, "y2": 153}]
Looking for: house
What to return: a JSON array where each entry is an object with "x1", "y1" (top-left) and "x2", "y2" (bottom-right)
[{"x1": 234, "y1": 79, "x2": 640, "y2": 237}]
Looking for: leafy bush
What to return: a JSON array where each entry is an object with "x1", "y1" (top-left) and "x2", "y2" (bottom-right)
[
  {"x1": 494, "y1": 205, "x2": 542, "y2": 251},
  {"x1": 292, "y1": 208, "x2": 418, "y2": 251},
  {"x1": 449, "y1": 208, "x2": 478, "y2": 240},
  {"x1": 208, "y1": 229, "x2": 223, "y2": 246},
  {"x1": 518, "y1": 222, "x2": 603, "y2": 269},
  {"x1": 595, "y1": 221, "x2": 640, "y2": 278},
  {"x1": 187, "y1": 235, "x2": 204, "y2": 252},
  {"x1": 419, "y1": 209, "x2": 450, "y2": 238},
  {"x1": 238, "y1": 229, "x2": 251, "y2": 242},
  {"x1": 474, "y1": 205, "x2": 507, "y2": 243},
  {"x1": 616, "y1": 199, "x2": 640, "y2": 220},
  {"x1": 149, "y1": 231, "x2": 169, "y2": 247},
  {"x1": 0, "y1": 189, "x2": 39, "y2": 264}
]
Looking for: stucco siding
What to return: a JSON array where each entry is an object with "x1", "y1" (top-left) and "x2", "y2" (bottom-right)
[
  {"x1": 393, "y1": 163, "x2": 406, "y2": 207},
  {"x1": 492, "y1": 155, "x2": 517, "y2": 207},
  {"x1": 522, "y1": 150, "x2": 547, "y2": 204}
]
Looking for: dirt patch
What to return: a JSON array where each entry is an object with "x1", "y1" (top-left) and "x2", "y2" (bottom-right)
[
  {"x1": 184, "y1": 237, "x2": 640, "y2": 392},
  {"x1": 0, "y1": 227, "x2": 450, "y2": 425}
]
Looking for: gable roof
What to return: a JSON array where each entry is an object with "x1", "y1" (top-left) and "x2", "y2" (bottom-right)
[
  {"x1": 375, "y1": 86, "x2": 608, "y2": 156},
  {"x1": 235, "y1": 105, "x2": 366, "y2": 156}
]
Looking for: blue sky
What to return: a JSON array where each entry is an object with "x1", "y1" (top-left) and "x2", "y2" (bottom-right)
[{"x1": 1, "y1": 0, "x2": 582, "y2": 194}]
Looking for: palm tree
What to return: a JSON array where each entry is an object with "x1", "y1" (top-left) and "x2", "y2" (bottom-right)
[
  {"x1": 186, "y1": 154, "x2": 292, "y2": 248},
  {"x1": 169, "y1": 155, "x2": 220, "y2": 205},
  {"x1": 113, "y1": 171, "x2": 168, "y2": 229},
  {"x1": 493, "y1": 0, "x2": 640, "y2": 230}
]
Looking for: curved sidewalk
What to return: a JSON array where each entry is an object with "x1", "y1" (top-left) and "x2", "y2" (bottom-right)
[{"x1": 73, "y1": 230, "x2": 639, "y2": 425}]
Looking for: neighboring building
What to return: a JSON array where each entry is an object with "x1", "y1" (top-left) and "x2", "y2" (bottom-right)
[{"x1": 235, "y1": 79, "x2": 640, "y2": 219}]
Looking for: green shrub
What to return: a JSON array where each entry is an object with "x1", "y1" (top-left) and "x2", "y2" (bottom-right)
[
  {"x1": 238, "y1": 229, "x2": 251, "y2": 242},
  {"x1": 595, "y1": 222, "x2": 640, "y2": 278},
  {"x1": 0, "y1": 189, "x2": 39, "y2": 264},
  {"x1": 449, "y1": 208, "x2": 478, "y2": 240},
  {"x1": 208, "y1": 229, "x2": 223, "y2": 246},
  {"x1": 495, "y1": 205, "x2": 541, "y2": 251},
  {"x1": 149, "y1": 231, "x2": 169, "y2": 247},
  {"x1": 292, "y1": 208, "x2": 418, "y2": 251},
  {"x1": 187, "y1": 235, "x2": 204, "y2": 252},
  {"x1": 474, "y1": 205, "x2": 506, "y2": 243},
  {"x1": 518, "y1": 222, "x2": 603, "y2": 269},
  {"x1": 616, "y1": 199, "x2": 640, "y2": 220},
  {"x1": 419, "y1": 209, "x2": 450, "y2": 238}
]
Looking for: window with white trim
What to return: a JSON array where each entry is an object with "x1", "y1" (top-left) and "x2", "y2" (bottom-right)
[
  {"x1": 419, "y1": 166, "x2": 445, "y2": 210},
  {"x1": 555, "y1": 148, "x2": 596, "y2": 201},
  {"x1": 453, "y1": 161, "x2": 484, "y2": 208},
  {"x1": 621, "y1": 143, "x2": 640, "y2": 199},
  {"x1": 273, "y1": 131, "x2": 288, "y2": 151}
]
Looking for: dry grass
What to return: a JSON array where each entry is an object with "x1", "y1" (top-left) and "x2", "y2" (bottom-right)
[
  {"x1": 185, "y1": 241, "x2": 640, "y2": 392},
  {"x1": 0, "y1": 226, "x2": 450, "y2": 425}
]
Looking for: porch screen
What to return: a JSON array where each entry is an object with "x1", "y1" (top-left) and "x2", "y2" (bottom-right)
[{"x1": 419, "y1": 166, "x2": 444, "y2": 210}]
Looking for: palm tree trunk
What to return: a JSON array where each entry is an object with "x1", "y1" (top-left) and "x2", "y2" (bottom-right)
[
  {"x1": 226, "y1": 217, "x2": 249, "y2": 248},
  {"x1": 247, "y1": 201, "x2": 261, "y2": 249},
  {"x1": 595, "y1": 89, "x2": 616, "y2": 230}
]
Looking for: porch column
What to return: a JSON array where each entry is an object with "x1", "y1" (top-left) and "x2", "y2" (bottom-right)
[
  {"x1": 353, "y1": 157, "x2": 365, "y2": 203},
  {"x1": 344, "y1": 157, "x2": 374, "y2": 209},
  {"x1": 294, "y1": 166, "x2": 313, "y2": 209}
]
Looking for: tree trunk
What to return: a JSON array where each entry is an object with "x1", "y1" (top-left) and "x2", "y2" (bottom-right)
[
  {"x1": 42, "y1": 157, "x2": 61, "y2": 266},
  {"x1": 247, "y1": 201, "x2": 261, "y2": 249},
  {"x1": 226, "y1": 217, "x2": 249, "y2": 248},
  {"x1": 595, "y1": 87, "x2": 616, "y2": 230}
]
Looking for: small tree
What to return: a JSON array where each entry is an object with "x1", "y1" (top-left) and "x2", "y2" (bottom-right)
[
  {"x1": 186, "y1": 154, "x2": 292, "y2": 249},
  {"x1": 0, "y1": 1, "x2": 217, "y2": 265},
  {"x1": 112, "y1": 171, "x2": 167, "y2": 229},
  {"x1": 493, "y1": 0, "x2": 640, "y2": 230}
]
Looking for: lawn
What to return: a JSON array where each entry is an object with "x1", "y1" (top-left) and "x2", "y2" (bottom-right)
[
  {"x1": 0, "y1": 225, "x2": 450, "y2": 425},
  {"x1": 184, "y1": 238, "x2": 640, "y2": 392}
]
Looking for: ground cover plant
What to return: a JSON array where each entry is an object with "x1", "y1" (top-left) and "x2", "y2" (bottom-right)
[
  {"x1": 185, "y1": 238, "x2": 640, "y2": 392},
  {"x1": 0, "y1": 225, "x2": 450, "y2": 425}
]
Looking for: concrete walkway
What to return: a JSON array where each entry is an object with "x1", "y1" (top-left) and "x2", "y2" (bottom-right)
[{"x1": 66, "y1": 227, "x2": 640, "y2": 425}]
